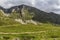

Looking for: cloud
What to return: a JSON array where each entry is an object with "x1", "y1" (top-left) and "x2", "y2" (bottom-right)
[
  {"x1": 0, "y1": 0, "x2": 60, "y2": 14},
  {"x1": 0, "y1": 0, "x2": 32, "y2": 8},
  {"x1": 0, "y1": 0, "x2": 7, "y2": 5},
  {"x1": 34, "y1": 0, "x2": 60, "y2": 14}
]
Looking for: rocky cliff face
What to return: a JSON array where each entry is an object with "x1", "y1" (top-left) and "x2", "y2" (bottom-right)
[{"x1": 0, "y1": 4, "x2": 60, "y2": 24}]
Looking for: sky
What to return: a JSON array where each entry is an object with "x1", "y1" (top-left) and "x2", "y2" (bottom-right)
[{"x1": 0, "y1": 0, "x2": 60, "y2": 14}]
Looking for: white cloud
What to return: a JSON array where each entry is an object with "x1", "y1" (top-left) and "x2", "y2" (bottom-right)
[
  {"x1": 0, "y1": 0, "x2": 7, "y2": 5},
  {"x1": 0, "y1": 0, "x2": 60, "y2": 14},
  {"x1": 31, "y1": 0, "x2": 35, "y2": 6},
  {"x1": 54, "y1": 5, "x2": 60, "y2": 9},
  {"x1": 34, "y1": 0, "x2": 60, "y2": 14},
  {"x1": 0, "y1": 0, "x2": 7, "y2": 3}
]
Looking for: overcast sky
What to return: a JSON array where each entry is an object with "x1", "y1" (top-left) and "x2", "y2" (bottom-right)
[{"x1": 0, "y1": 0, "x2": 60, "y2": 14}]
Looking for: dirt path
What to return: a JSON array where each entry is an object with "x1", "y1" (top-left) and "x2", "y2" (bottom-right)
[
  {"x1": 0, "y1": 31, "x2": 46, "y2": 34},
  {"x1": 0, "y1": 24, "x2": 20, "y2": 27}
]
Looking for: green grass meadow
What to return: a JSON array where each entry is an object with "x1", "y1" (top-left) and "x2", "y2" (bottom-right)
[
  {"x1": 0, "y1": 23, "x2": 60, "y2": 40},
  {"x1": 0, "y1": 11, "x2": 60, "y2": 40}
]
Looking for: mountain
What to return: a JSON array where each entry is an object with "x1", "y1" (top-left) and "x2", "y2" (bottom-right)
[{"x1": 0, "y1": 4, "x2": 60, "y2": 24}]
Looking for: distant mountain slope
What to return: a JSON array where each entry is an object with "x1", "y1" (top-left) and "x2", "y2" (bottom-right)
[{"x1": 0, "y1": 4, "x2": 60, "y2": 24}]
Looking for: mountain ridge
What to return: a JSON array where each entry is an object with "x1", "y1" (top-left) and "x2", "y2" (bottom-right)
[
  {"x1": 0, "y1": 4, "x2": 60, "y2": 24},
  {"x1": 0, "y1": 4, "x2": 49, "y2": 14}
]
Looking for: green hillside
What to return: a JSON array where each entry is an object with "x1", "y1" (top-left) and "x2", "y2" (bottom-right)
[
  {"x1": 0, "y1": 10, "x2": 60, "y2": 40},
  {"x1": 0, "y1": 22, "x2": 60, "y2": 40}
]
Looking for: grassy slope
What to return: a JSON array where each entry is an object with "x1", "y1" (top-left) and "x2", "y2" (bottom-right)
[
  {"x1": 0, "y1": 12, "x2": 60, "y2": 40},
  {"x1": 0, "y1": 16, "x2": 60, "y2": 40},
  {"x1": 0, "y1": 23, "x2": 60, "y2": 40}
]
